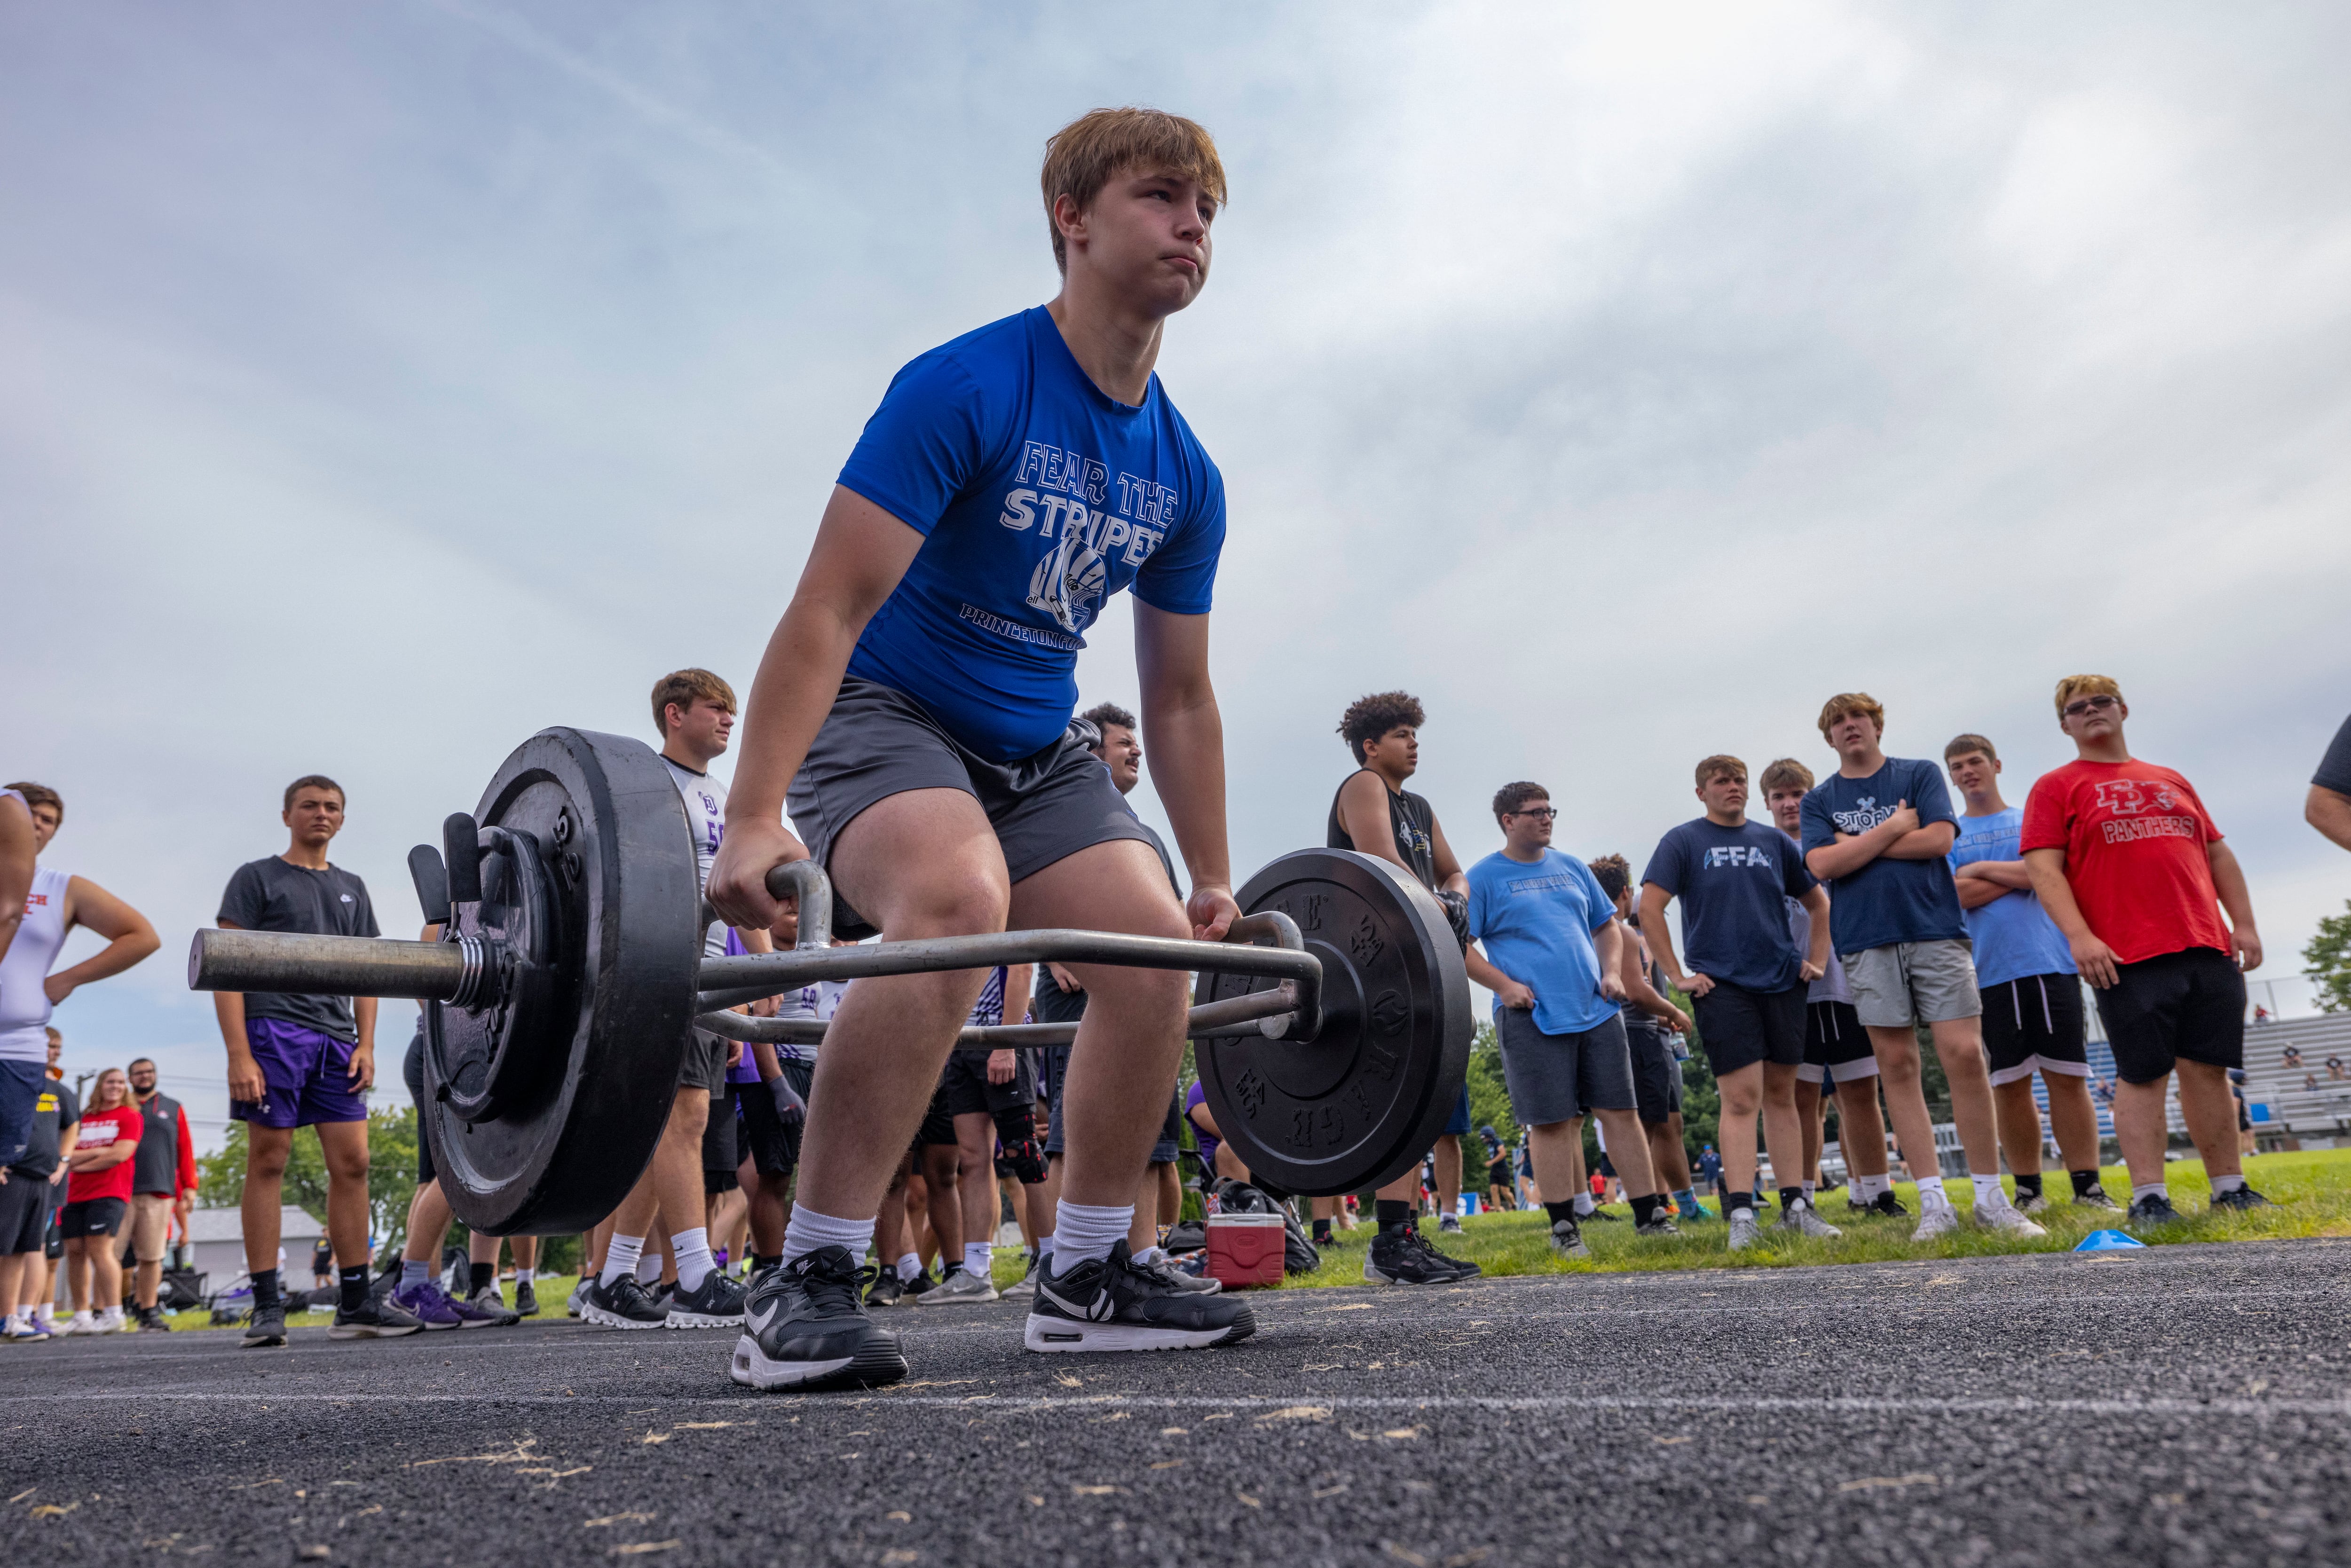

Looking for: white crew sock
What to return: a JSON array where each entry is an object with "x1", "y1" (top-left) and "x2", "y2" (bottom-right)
[
  {"x1": 401, "y1": 1259, "x2": 431, "y2": 1289},
  {"x1": 897, "y1": 1252, "x2": 921, "y2": 1283},
  {"x1": 1972, "y1": 1174, "x2": 2006, "y2": 1207},
  {"x1": 515, "y1": 1268, "x2": 534, "y2": 1284},
  {"x1": 962, "y1": 1242, "x2": 991, "y2": 1278},
  {"x1": 1572, "y1": 1193, "x2": 1597, "y2": 1217},
  {"x1": 1133, "y1": 1245, "x2": 1166, "y2": 1267},
  {"x1": 635, "y1": 1249, "x2": 663, "y2": 1285},
  {"x1": 1051, "y1": 1202, "x2": 1133, "y2": 1269},
  {"x1": 2131, "y1": 1182, "x2": 2168, "y2": 1203},
  {"x1": 600, "y1": 1235, "x2": 643, "y2": 1290},
  {"x1": 1914, "y1": 1176, "x2": 1949, "y2": 1207},
  {"x1": 2210, "y1": 1174, "x2": 2246, "y2": 1194},
  {"x1": 672, "y1": 1227, "x2": 716, "y2": 1292},
  {"x1": 1036, "y1": 1233, "x2": 1055, "y2": 1262},
  {"x1": 1857, "y1": 1174, "x2": 1889, "y2": 1202},
  {"x1": 1801, "y1": 1180, "x2": 1816, "y2": 1200},
  {"x1": 780, "y1": 1207, "x2": 877, "y2": 1269}
]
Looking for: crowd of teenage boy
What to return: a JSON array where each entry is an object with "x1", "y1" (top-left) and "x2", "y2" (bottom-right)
[{"x1": 4, "y1": 106, "x2": 2346, "y2": 1390}]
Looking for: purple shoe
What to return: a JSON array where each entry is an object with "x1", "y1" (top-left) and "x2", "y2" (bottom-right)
[{"x1": 392, "y1": 1281, "x2": 468, "y2": 1330}]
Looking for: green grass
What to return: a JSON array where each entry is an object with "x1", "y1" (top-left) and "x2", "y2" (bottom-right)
[{"x1": 1269, "y1": 1148, "x2": 2351, "y2": 1285}]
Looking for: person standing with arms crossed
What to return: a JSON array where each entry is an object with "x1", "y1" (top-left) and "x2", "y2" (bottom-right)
[
  {"x1": 2021, "y1": 676, "x2": 2268, "y2": 1228},
  {"x1": 1798, "y1": 698, "x2": 2043, "y2": 1242},
  {"x1": 1329, "y1": 692, "x2": 1481, "y2": 1284},
  {"x1": 123, "y1": 1058, "x2": 198, "y2": 1330},
  {"x1": 215, "y1": 775, "x2": 419, "y2": 1345}
]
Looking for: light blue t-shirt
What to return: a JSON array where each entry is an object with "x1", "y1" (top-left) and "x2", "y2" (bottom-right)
[
  {"x1": 838, "y1": 308, "x2": 1227, "y2": 761},
  {"x1": 1466, "y1": 849, "x2": 1618, "y2": 1036},
  {"x1": 1947, "y1": 807, "x2": 2076, "y2": 989}
]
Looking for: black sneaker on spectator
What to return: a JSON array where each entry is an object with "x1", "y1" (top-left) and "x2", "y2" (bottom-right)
[
  {"x1": 241, "y1": 1302, "x2": 287, "y2": 1348},
  {"x1": 730, "y1": 1247, "x2": 907, "y2": 1392},
  {"x1": 2209, "y1": 1185, "x2": 2274, "y2": 1213},
  {"x1": 1582, "y1": 1206, "x2": 1622, "y2": 1222},
  {"x1": 566, "y1": 1278, "x2": 590, "y2": 1317},
  {"x1": 330, "y1": 1294, "x2": 425, "y2": 1339},
  {"x1": 866, "y1": 1271, "x2": 906, "y2": 1308},
  {"x1": 900, "y1": 1269, "x2": 938, "y2": 1304},
  {"x1": 1635, "y1": 1213, "x2": 1682, "y2": 1237},
  {"x1": 2127, "y1": 1192, "x2": 2185, "y2": 1232},
  {"x1": 1364, "y1": 1228, "x2": 1479, "y2": 1284},
  {"x1": 2073, "y1": 1185, "x2": 2119, "y2": 1212},
  {"x1": 1025, "y1": 1241, "x2": 1254, "y2": 1353},
  {"x1": 582, "y1": 1273, "x2": 669, "y2": 1330},
  {"x1": 514, "y1": 1280, "x2": 539, "y2": 1317},
  {"x1": 134, "y1": 1306, "x2": 173, "y2": 1332},
  {"x1": 650, "y1": 1281, "x2": 676, "y2": 1314},
  {"x1": 1141, "y1": 1252, "x2": 1223, "y2": 1295},
  {"x1": 1549, "y1": 1219, "x2": 1590, "y2": 1259},
  {"x1": 667, "y1": 1269, "x2": 748, "y2": 1328},
  {"x1": 1870, "y1": 1191, "x2": 1910, "y2": 1219},
  {"x1": 1437, "y1": 1215, "x2": 1464, "y2": 1235}
]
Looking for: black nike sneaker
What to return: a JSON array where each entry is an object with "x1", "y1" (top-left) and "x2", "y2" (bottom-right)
[
  {"x1": 513, "y1": 1280, "x2": 539, "y2": 1317},
  {"x1": 240, "y1": 1301, "x2": 287, "y2": 1348},
  {"x1": 666, "y1": 1269, "x2": 748, "y2": 1329},
  {"x1": 1024, "y1": 1241, "x2": 1255, "y2": 1353},
  {"x1": 1363, "y1": 1227, "x2": 1480, "y2": 1285},
  {"x1": 2127, "y1": 1192, "x2": 2185, "y2": 1232},
  {"x1": 2208, "y1": 1184, "x2": 2274, "y2": 1213},
  {"x1": 582, "y1": 1273, "x2": 669, "y2": 1330},
  {"x1": 865, "y1": 1271, "x2": 905, "y2": 1308},
  {"x1": 330, "y1": 1293, "x2": 425, "y2": 1339},
  {"x1": 730, "y1": 1247, "x2": 907, "y2": 1392},
  {"x1": 1870, "y1": 1191, "x2": 1910, "y2": 1219},
  {"x1": 900, "y1": 1269, "x2": 938, "y2": 1303}
]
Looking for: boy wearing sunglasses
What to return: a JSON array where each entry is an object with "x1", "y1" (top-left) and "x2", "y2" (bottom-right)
[{"x1": 2020, "y1": 675, "x2": 2268, "y2": 1228}]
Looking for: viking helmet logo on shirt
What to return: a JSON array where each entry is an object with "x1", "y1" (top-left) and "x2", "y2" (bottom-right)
[{"x1": 1026, "y1": 527, "x2": 1109, "y2": 634}]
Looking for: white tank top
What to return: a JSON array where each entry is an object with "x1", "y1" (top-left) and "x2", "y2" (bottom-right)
[
  {"x1": 663, "y1": 756, "x2": 729, "y2": 959},
  {"x1": 0, "y1": 866, "x2": 71, "y2": 1062}
]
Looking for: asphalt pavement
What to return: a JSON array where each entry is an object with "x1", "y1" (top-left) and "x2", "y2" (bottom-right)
[{"x1": 2, "y1": 1237, "x2": 2347, "y2": 1567}]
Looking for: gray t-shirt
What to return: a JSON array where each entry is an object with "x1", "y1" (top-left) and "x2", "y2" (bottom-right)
[
  {"x1": 1783, "y1": 894, "x2": 1853, "y2": 1005},
  {"x1": 12, "y1": 1079, "x2": 79, "y2": 1179},
  {"x1": 218, "y1": 856, "x2": 381, "y2": 1041}
]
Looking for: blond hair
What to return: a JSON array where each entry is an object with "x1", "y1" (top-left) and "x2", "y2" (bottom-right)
[
  {"x1": 1758, "y1": 758, "x2": 1814, "y2": 795},
  {"x1": 1817, "y1": 692, "x2": 1885, "y2": 741},
  {"x1": 650, "y1": 669, "x2": 737, "y2": 736},
  {"x1": 2053, "y1": 674, "x2": 2123, "y2": 717},
  {"x1": 1694, "y1": 755, "x2": 1746, "y2": 788},
  {"x1": 1042, "y1": 108, "x2": 1226, "y2": 273}
]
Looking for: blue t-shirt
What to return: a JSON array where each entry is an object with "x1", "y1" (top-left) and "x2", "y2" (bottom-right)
[
  {"x1": 1947, "y1": 808, "x2": 2075, "y2": 989},
  {"x1": 837, "y1": 307, "x2": 1228, "y2": 761},
  {"x1": 1639, "y1": 818, "x2": 1813, "y2": 993},
  {"x1": 1465, "y1": 849, "x2": 1618, "y2": 1036},
  {"x1": 1798, "y1": 758, "x2": 1966, "y2": 953}
]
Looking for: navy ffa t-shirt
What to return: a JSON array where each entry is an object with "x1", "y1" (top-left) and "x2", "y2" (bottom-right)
[
  {"x1": 1798, "y1": 758, "x2": 1966, "y2": 953},
  {"x1": 1640, "y1": 818, "x2": 1812, "y2": 993},
  {"x1": 837, "y1": 307, "x2": 1228, "y2": 762}
]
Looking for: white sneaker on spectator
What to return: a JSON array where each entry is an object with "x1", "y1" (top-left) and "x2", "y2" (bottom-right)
[
  {"x1": 63, "y1": 1311, "x2": 97, "y2": 1335},
  {"x1": 1972, "y1": 1193, "x2": 2048, "y2": 1237},
  {"x1": 100, "y1": 1307, "x2": 131, "y2": 1332},
  {"x1": 1911, "y1": 1198, "x2": 1959, "y2": 1242}
]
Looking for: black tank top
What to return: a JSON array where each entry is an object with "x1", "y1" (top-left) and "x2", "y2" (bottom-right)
[
  {"x1": 1327, "y1": 771, "x2": 1437, "y2": 890},
  {"x1": 1621, "y1": 922, "x2": 1669, "y2": 1032}
]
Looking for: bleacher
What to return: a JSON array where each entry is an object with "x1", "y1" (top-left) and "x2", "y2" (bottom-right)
[{"x1": 2238, "y1": 1011, "x2": 2351, "y2": 1146}]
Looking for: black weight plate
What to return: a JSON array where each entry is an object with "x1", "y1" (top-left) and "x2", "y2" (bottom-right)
[
  {"x1": 1192, "y1": 849, "x2": 1471, "y2": 1197},
  {"x1": 421, "y1": 728, "x2": 701, "y2": 1234}
]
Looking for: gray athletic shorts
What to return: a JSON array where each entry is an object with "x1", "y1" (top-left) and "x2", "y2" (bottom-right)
[
  {"x1": 1844, "y1": 939, "x2": 1981, "y2": 1029},
  {"x1": 1495, "y1": 1009, "x2": 1636, "y2": 1127},
  {"x1": 1624, "y1": 1022, "x2": 1681, "y2": 1126},
  {"x1": 787, "y1": 679, "x2": 1161, "y2": 925}
]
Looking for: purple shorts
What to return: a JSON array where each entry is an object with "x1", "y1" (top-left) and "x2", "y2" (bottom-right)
[{"x1": 232, "y1": 1018, "x2": 370, "y2": 1129}]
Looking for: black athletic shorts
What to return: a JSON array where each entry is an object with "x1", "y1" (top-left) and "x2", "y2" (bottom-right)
[
  {"x1": 1799, "y1": 999, "x2": 1875, "y2": 1085},
  {"x1": 1625, "y1": 1021, "x2": 1682, "y2": 1126},
  {"x1": 1694, "y1": 979, "x2": 1806, "y2": 1077},
  {"x1": 787, "y1": 678, "x2": 1163, "y2": 901},
  {"x1": 736, "y1": 1061, "x2": 813, "y2": 1177},
  {"x1": 0, "y1": 1172, "x2": 52, "y2": 1254},
  {"x1": 936, "y1": 1050, "x2": 1039, "y2": 1120},
  {"x1": 59, "y1": 1197, "x2": 126, "y2": 1239},
  {"x1": 2094, "y1": 946, "x2": 2244, "y2": 1085},
  {"x1": 1041, "y1": 1043, "x2": 1073, "y2": 1155},
  {"x1": 678, "y1": 1029, "x2": 730, "y2": 1096},
  {"x1": 1980, "y1": 972, "x2": 2090, "y2": 1085},
  {"x1": 912, "y1": 1081, "x2": 960, "y2": 1151},
  {"x1": 1487, "y1": 1158, "x2": 1513, "y2": 1190},
  {"x1": 403, "y1": 1031, "x2": 437, "y2": 1187},
  {"x1": 703, "y1": 1086, "x2": 741, "y2": 1192}
]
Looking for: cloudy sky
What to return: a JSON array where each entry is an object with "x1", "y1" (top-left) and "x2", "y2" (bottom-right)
[{"x1": 7, "y1": 2, "x2": 2347, "y2": 1148}]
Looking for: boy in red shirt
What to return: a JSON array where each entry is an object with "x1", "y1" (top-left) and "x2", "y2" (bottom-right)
[{"x1": 2021, "y1": 675, "x2": 2269, "y2": 1229}]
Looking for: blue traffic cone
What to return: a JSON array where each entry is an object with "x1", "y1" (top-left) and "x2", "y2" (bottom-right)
[{"x1": 2073, "y1": 1228, "x2": 2146, "y2": 1253}]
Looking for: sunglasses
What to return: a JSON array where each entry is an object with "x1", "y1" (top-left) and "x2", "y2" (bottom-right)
[{"x1": 2062, "y1": 694, "x2": 2120, "y2": 718}]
